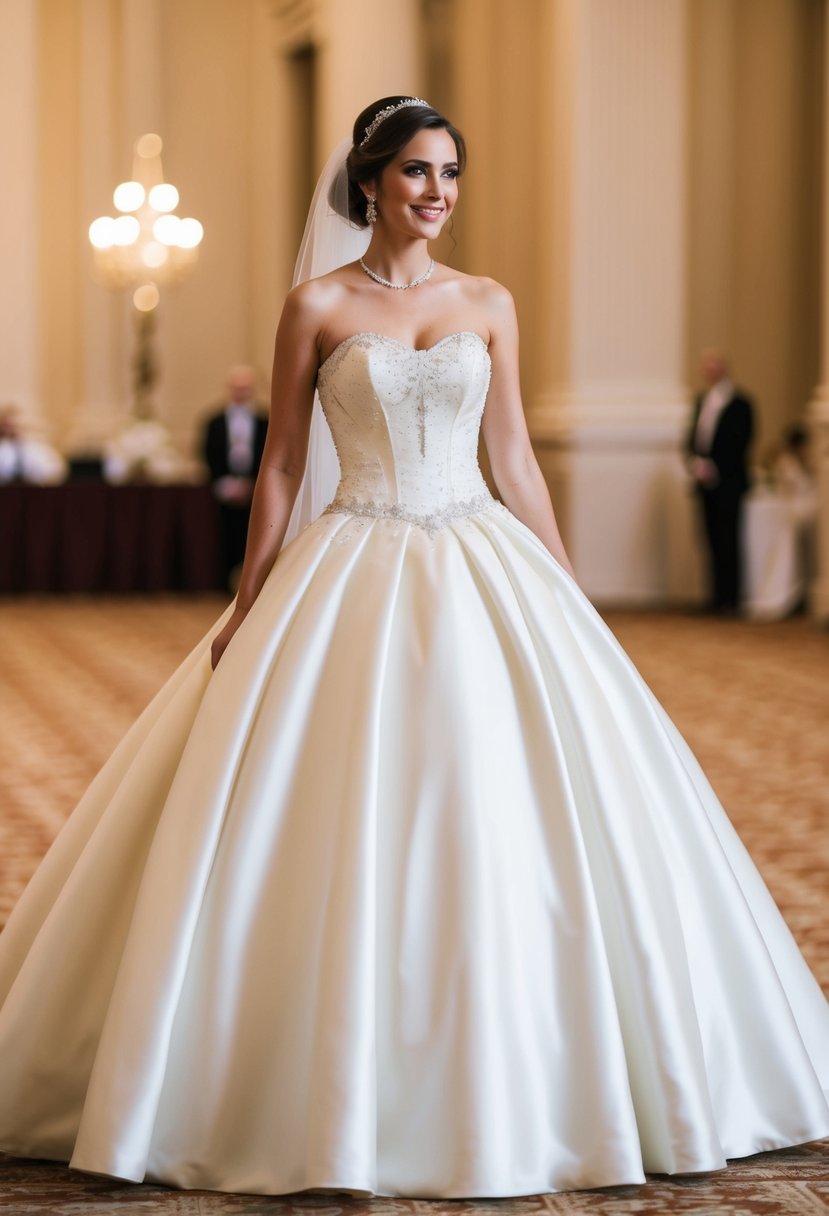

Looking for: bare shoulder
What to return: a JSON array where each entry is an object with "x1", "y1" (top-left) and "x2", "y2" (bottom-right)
[
  {"x1": 477, "y1": 276, "x2": 517, "y2": 327},
  {"x1": 278, "y1": 267, "x2": 355, "y2": 354},
  {"x1": 283, "y1": 268, "x2": 351, "y2": 323},
  {"x1": 441, "y1": 268, "x2": 515, "y2": 329},
  {"x1": 432, "y1": 267, "x2": 515, "y2": 350}
]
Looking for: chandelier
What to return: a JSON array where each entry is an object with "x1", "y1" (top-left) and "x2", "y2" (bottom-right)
[{"x1": 88, "y1": 133, "x2": 204, "y2": 415}]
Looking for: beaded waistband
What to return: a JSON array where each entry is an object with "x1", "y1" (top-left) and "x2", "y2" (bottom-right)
[{"x1": 322, "y1": 491, "x2": 498, "y2": 535}]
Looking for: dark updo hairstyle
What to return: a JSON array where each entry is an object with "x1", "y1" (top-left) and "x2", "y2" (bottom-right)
[{"x1": 338, "y1": 96, "x2": 467, "y2": 229}]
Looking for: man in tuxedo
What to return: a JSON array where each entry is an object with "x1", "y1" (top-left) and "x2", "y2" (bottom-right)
[
  {"x1": 203, "y1": 365, "x2": 269, "y2": 590},
  {"x1": 686, "y1": 351, "x2": 754, "y2": 615}
]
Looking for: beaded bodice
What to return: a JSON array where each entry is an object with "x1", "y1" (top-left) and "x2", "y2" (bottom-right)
[{"x1": 316, "y1": 331, "x2": 495, "y2": 530}]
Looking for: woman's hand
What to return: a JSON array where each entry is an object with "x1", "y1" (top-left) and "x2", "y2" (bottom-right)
[{"x1": 210, "y1": 605, "x2": 249, "y2": 671}]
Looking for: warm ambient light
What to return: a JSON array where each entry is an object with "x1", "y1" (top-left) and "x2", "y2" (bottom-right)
[
  {"x1": 152, "y1": 214, "x2": 180, "y2": 244},
  {"x1": 136, "y1": 132, "x2": 163, "y2": 159},
  {"x1": 88, "y1": 133, "x2": 204, "y2": 288},
  {"x1": 148, "y1": 183, "x2": 179, "y2": 212},
  {"x1": 88, "y1": 133, "x2": 205, "y2": 417},
  {"x1": 112, "y1": 215, "x2": 140, "y2": 246},
  {"x1": 113, "y1": 181, "x2": 145, "y2": 212},
  {"x1": 133, "y1": 283, "x2": 160, "y2": 312},
  {"x1": 140, "y1": 241, "x2": 169, "y2": 269},
  {"x1": 88, "y1": 216, "x2": 116, "y2": 249},
  {"x1": 176, "y1": 218, "x2": 204, "y2": 249}
]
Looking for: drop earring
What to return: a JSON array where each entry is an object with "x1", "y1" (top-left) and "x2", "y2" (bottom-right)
[{"x1": 365, "y1": 195, "x2": 377, "y2": 225}]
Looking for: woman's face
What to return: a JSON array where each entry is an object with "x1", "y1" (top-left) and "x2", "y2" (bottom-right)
[{"x1": 368, "y1": 127, "x2": 460, "y2": 237}]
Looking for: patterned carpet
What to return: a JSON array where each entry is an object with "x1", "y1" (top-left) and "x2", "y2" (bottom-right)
[{"x1": 0, "y1": 598, "x2": 827, "y2": 1213}]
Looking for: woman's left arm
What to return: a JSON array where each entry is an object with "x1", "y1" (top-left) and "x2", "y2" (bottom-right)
[{"x1": 480, "y1": 282, "x2": 578, "y2": 584}]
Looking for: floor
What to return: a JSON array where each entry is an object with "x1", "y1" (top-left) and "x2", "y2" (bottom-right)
[{"x1": 0, "y1": 598, "x2": 827, "y2": 1213}]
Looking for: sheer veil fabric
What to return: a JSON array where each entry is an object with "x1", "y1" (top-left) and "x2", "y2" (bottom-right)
[{"x1": 281, "y1": 137, "x2": 371, "y2": 546}]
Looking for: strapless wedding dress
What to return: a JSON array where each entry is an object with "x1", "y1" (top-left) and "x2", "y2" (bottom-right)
[{"x1": 0, "y1": 332, "x2": 827, "y2": 1198}]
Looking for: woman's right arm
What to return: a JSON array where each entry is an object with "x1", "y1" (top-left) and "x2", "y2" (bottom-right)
[{"x1": 210, "y1": 284, "x2": 323, "y2": 670}]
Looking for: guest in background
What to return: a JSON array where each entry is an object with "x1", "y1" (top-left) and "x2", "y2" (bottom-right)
[
  {"x1": 202, "y1": 365, "x2": 268, "y2": 590},
  {"x1": 0, "y1": 404, "x2": 66, "y2": 485},
  {"x1": 685, "y1": 351, "x2": 754, "y2": 616}
]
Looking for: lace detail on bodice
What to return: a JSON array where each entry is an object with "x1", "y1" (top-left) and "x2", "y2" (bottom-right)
[{"x1": 316, "y1": 331, "x2": 496, "y2": 531}]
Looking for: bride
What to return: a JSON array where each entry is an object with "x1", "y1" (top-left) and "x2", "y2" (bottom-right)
[
  {"x1": 210, "y1": 97, "x2": 575, "y2": 669},
  {"x1": 0, "y1": 95, "x2": 827, "y2": 1200}
]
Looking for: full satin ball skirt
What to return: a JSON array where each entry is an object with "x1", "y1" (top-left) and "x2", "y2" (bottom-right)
[{"x1": 0, "y1": 503, "x2": 827, "y2": 1198}]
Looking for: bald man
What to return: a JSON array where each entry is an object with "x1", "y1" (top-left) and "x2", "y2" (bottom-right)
[
  {"x1": 203, "y1": 366, "x2": 269, "y2": 589},
  {"x1": 686, "y1": 352, "x2": 754, "y2": 615}
]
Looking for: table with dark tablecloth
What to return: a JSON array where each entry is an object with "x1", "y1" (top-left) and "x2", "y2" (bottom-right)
[{"x1": 0, "y1": 482, "x2": 223, "y2": 593}]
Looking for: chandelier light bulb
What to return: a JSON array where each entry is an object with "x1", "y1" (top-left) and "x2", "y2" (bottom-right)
[
  {"x1": 88, "y1": 216, "x2": 116, "y2": 249},
  {"x1": 140, "y1": 241, "x2": 169, "y2": 269},
  {"x1": 136, "y1": 133, "x2": 163, "y2": 159},
  {"x1": 152, "y1": 214, "x2": 181, "y2": 245},
  {"x1": 113, "y1": 181, "x2": 145, "y2": 212},
  {"x1": 133, "y1": 283, "x2": 160, "y2": 312},
  {"x1": 148, "y1": 183, "x2": 179, "y2": 213},
  {"x1": 176, "y1": 217, "x2": 204, "y2": 249},
  {"x1": 112, "y1": 215, "x2": 140, "y2": 246}
]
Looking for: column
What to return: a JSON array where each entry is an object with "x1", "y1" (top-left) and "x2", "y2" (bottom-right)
[
  {"x1": 806, "y1": 2, "x2": 829, "y2": 622},
  {"x1": 0, "y1": 1, "x2": 40, "y2": 424},
  {"x1": 530, "y1": 0, "x2": 694, "y2": 604}
]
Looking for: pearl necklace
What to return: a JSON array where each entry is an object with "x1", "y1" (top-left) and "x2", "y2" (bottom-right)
[{"x1": 359, "y1": 256, "x2": 435, "y2": 290}]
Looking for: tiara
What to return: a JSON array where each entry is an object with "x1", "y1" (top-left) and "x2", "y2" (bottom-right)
[{"x1": 359, "y1": 98, "x2": 431, "y2": 148}]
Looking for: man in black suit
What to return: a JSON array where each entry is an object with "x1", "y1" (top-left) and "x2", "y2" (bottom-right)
[
  {"x1": 686, "y1": 351, "x2": 754, "y2": 615},
  {"x1": 203, "y1": 365, "x2": 269, "y2": 590}
]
